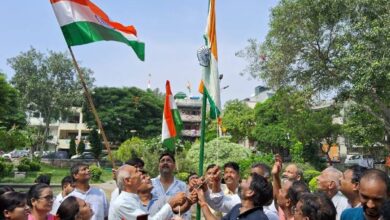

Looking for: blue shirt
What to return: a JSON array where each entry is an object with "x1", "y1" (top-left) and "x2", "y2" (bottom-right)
[
  {"x1": 340, "y1": 207, "x2": 365, "y2": 220},
  {"x1": 222, "y1": 204, "x2": 268, "y2": 220},
  {"x1": 151, "y1": 176, "x2": 190, "y2": 219}
]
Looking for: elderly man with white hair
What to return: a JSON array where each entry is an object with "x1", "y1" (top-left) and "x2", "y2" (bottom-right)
[
  {"x1": 109, "y1": 165, "x2": 186, "y2": 220},
  {"x1": 317, "y1": 166, "x2": 350, "y2": 220}
]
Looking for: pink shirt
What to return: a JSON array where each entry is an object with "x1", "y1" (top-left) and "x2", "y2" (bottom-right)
[
  {"x1": 28, "y1": 213, "x2": 56, "y2": 220},
  {"x1": 278, "y1": 207, "x2": 294, "y2": 220}
]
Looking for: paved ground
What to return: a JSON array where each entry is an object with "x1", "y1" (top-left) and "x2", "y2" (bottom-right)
[{"x1": 92, "y1": 180, "x2": 117, "y2": 200}]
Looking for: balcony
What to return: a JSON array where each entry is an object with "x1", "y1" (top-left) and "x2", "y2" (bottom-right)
[
  {"x1": 180, "y1": 114, "x2": 201, "y2": 122},
  {"x1": 181, "y1": 129, "x2": 201, "y2": 137}
]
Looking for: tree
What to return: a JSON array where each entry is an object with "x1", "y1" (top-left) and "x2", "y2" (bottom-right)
[
  {"x1": 8, "y1": 47, "x2": 94, "y2": 150},
  {"x1": 238, "y1": 0, "x2": 390, "y2": 148},
  {"x1": 89, "y1": 128, "x2": 103, "y2": 161},
  {"x1": 77, "y1": 140, "x2": 85, "y2": 155},
  {"x1": 0, "y1": 73, "x2": 25, "y2": 129},
  {"x1": 222, "y1": 100, "x2": 255, "y2": 143},
  {"x1": 253, "y1": 88, "x2": 340, "y2": 165},
  {"x1": 69, "y1": 137, "x2": 76, "y2": 158},
  {"x1": 83, "y1": 87, "x2": 163, "y2": 143},
  {"x1": 0, "y1": 127, "x2": 29, "y2": 152},
  {"x1": 186, "y1": 137, "x2": 252, "y2": 170}
]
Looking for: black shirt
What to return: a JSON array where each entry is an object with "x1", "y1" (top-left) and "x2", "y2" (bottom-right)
[{"x1": 222, "y1": 204, "x2": 269, "y2": 220}]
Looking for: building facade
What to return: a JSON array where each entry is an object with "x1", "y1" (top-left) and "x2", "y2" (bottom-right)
[
  {"x1": 27, "y1": 107, "x2": 91, "y2": 151},
  {"x1": 174, "y1": 94, "x2": 202, "y2": 141}
]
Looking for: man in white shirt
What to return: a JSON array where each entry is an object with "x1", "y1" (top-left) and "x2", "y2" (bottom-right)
[
  {"x1": 317, "y1": 166, "x2": 350, "y2": 220},
  {"x1": 68, "y1": 163, "x2": 109, "y2": 220},
  {"x1": 50, "y1": 175, "x2": 74, "y2": 215},
  {"x1": 109, "y1": 164, "x2": 186, "y2": 220}
]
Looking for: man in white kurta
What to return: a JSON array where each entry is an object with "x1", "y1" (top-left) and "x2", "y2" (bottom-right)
[{"x1": 109, "y1": 165, "x2": 186, "y2": 220}]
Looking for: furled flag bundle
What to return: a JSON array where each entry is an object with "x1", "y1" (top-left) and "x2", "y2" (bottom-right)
[{"x1": 162, "y1": 80, "x2": 183, "y2": 151}]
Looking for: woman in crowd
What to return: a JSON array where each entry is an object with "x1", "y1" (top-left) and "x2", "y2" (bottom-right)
[
  {"x1": 56, "y1": 196, "x2": 93, "y2": 220},
  {"x1": 27, "y1": 184, "x2": 55, "y2": 220},
  {"x1": 0, "y1": 191, "x2": 29, "y2": 220}
]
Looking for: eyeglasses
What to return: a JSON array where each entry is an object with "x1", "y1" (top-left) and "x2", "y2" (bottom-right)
[{"x1": 39, "y1": 195, "x2": 54, "y2": 201}]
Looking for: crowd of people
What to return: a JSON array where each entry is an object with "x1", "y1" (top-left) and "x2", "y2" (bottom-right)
[{"x1": 1, "y1": 152, "x2": 390, "y2": 220}]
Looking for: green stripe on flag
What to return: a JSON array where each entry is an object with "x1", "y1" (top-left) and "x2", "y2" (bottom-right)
[
  {"x1": 61, "y1": 21, "x2": 145, "y2": 61},
  {"x1": 203, "y1": 86, "x2": 220, "y2": 119}
]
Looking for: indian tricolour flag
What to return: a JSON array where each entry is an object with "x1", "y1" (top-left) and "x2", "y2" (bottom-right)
[
  {"x1": 202, "y1": 0, "x2": 221, "y2": 110},
  {"x1": 50, "y1": 0, "x2": 145, "y2": 61},
  {"x1": 162, "y1": 80, "x2": 183, "y2": 151}
]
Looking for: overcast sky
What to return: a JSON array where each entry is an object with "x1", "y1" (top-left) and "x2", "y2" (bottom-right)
[{"x1": 0, "y1": 0, "x2": 279, "y2": 107}]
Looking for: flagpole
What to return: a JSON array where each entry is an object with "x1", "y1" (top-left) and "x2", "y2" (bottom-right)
[
  {"x1": 67, "y1": 46, "x2": 115, "y2": 168},
  {"x1": 196, "y1": 91, "x2": 207, "y2": 220}
]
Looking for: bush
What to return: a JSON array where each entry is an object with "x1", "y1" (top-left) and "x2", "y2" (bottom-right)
[
  {"x1": 17, "y1": 164, "x2": 30, "y2": 172},
  {"x1": 89, "y1": 165, "x2": 103, "y2": 182},
  {"x1": 17, "y1": 157, "x2": 41, "y2": 172},
  {"x1": 0, "y1": 158, "x2": 14, "y2": 177},
  {"x1": 309, "y1": 176, "x2": 319, "y2": 192},
  {"x1": 303, "y1": 169, "x2": 321, "y2": 183},
  {"x1": 176, "y1": 172, "x2": 190, "y2": 182},
  {"x1": 29, "y1": 161, "x2": 41, "y2": 171},
  {"x1": 238, "y1": 152, "x2": 274, "y2": 178},
  {"x1": 37, "y1": 172, "x2": 53, "y2": 178}
]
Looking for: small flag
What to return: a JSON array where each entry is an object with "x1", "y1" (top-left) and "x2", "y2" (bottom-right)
[
  {"x1": 50, "y1": 0, "x2": 145, "y2": 61},
  {"x1": 162, "y1": 81, "x2": 183, "y2": 151}
]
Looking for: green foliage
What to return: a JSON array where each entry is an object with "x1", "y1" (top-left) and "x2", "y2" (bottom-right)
[
  {"x1": 0, "y1": 158, "x2": 14, "y2": 178},
  {"x1": 252, "y1": 88, "x2": 339, "y2": 166},
  {"x1": 114, "y1": 137, "x2": 146, "y2": 163},
  {"x1": 238, "y1": 153, "x2": 274, "y2": 178},
  {"x1": 303, "y1": 170, "x2": 321, "y2": 184},
  {"x1": 83, "y1": 87, "x2": 163, "y2": 143},
  {"x1": 69, "y1": 137, "x2": 76, "y2": 158},
  {"x1": 222, "y1": 100, "x2": 255, "y2": 143},
  {"x1": 290, "y1": 141, "x2": 304, "y2": 164},
  {"x1": 0, "y1": 73, "x2": 25, "y2": 129},
  {"x1": 77, "y1": 140, "x2": 85, "y2": 154},
  {"x1": 113, "y1": 136, "x2": 193, "y2": 177},
  {"x1": 0, "y1": 127, "x2": 30, "y2": 152},
  {"x1": 309, "y1": 176, "x2": 319, "y2": 193},
  {"x1": 176, "y1": 172, "x2": 190, "y2": 183},
  {"x1": 343, "y1": 104, "x2": 385, "y2": 147},
  {"x1": 37, "y1": 172, "x2": 53, "y2": 178},
  {"x1": 17, "y1": 157, "x2": 41, "y2": 172},
  {"x1": 89, "y1": 128, "x2": 103, "y2": 160},
  {"x1": 89, "y1": 164, "x2": 103, "y2": 182},
  {"x1": 186, "y1": 137, "x2": 251, "y2": 174},
  {"x1": 238, "y1": 0, "x2": 390, "y2": 145},
  {"x1": 8, "y1": 47, "x2": 94, "y2": 148}
]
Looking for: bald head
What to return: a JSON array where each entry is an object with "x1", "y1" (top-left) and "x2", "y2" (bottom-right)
[
  {"x1": 322, "y1": 167, "x2": 342, "y2": 188},
  {"x1": 360, "y1": 169, "x2": 390, "y2": 195},
  {"x1": 282, "y1": 163, "x2": 302, "y2": 181},
  {"x1": 317, "y1": 167, "x2": 342, "y2": 198},
  {"x1": 116, "y1": 165, "x2": 142, "y2": 193}
]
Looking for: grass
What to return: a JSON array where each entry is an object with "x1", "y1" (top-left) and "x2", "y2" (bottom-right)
[{"x1": 0, "y1": 163, "x2": 113, "y2": 184}]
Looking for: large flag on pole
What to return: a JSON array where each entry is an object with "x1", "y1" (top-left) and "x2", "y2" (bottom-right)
[
  {"x1": 50, "y1": 0, "x2": 145, "y2": 61},
  {"x1": 199, "y1": 80, "x2": 220, "y2": 119},
  {"x1": 202, "y1": 0, "x2": 221, "y2": 110},
  {"x1": 162, "y1": 80, "x2": 183, "y2": 151}
]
